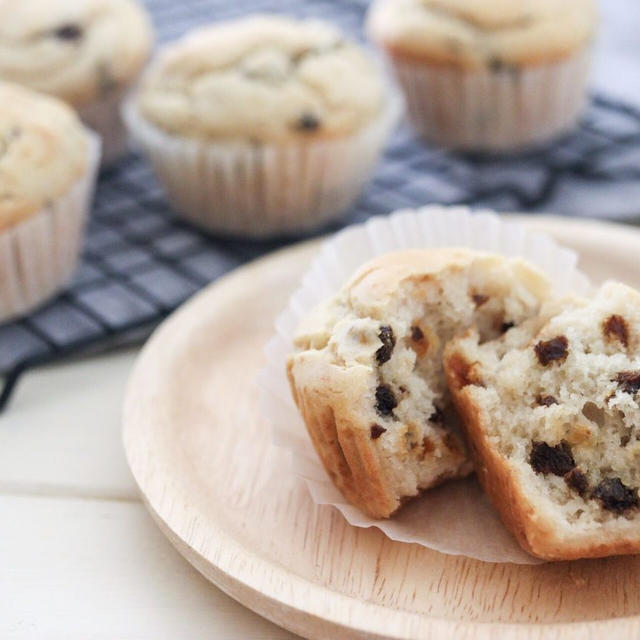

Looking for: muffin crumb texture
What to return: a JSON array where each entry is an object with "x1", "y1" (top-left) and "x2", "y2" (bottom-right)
[
  {"x1": 137, "y1": 15, "x2": 385, "y2": 142},
  {"x1": 446, "y1": 281, "x2": 640, "y2": 558}
]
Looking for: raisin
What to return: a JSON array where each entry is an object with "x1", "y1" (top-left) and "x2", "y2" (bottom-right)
[
  {"x1": 603, "y1": 315, "x2": 629, "y2": 348},
  {"x1": 613, "y1": 371, "x2": 640, "y2": 395},
  {"x1": 534, "y1": 336, "x2": 569, "y2": 366},
  {"x1": 429, "y1": 406, "x2": 444, "y2": 424},
  {"x1": 472, "y1": 293, "x2": 489, "y2": 307},
  {"x1": 592, "y1": 477, "x2": 639, "y2": 513},
  {"x1": 536, "y1": 394, "x2": 558, "y2": 407},
  {"x1": 370, "y1": 424, "x2": 387, "y2": 440},
  {"x1": 53, "y1": 23, "x2": 83, "y2": 41},
  {"x1": 410, "y1": 325, "x2": 424, "y2": 342},
  {"x1": 565, "y1": 468, "x2": 588, "y2": 496},
  {"x1": 529, "y1": 441, "x2": 575, "y2": 476},
  {"x1": 295, "y1": 112, "x2": 321, "y2": 132},
  {"x1": 375, "y1": 384, "x2": 397, "y2": 417},
  {"x1": 375, "y1": 325, "x2": 395, "y2": 365},
  {"x1": 500, "y1": 322, "x2": 514, "y2": 333}
]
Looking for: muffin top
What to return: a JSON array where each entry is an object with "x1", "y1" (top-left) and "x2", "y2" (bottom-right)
[
  {"x1": 136, "y1": 15, "x2": 386, "y2": 143},
  {"x1": 366, "y1": 0, "x2": 597, "y2": 69},
  {"x1": 0, "y1": 82, "x2": 88, "y2": 230},
  {"x1": 0, "y1": 0, "x2": 153, "y2": 107}
]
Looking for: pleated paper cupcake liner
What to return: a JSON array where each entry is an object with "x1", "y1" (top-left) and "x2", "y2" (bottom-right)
[
  {"x1": 386, "y1": 49, "x2": 591, "y2": 152},
  {"x1": 257, "y1": 205, "x2": 591, "y2": 564},
  {"x1": 122, "y1": 94, "x2": 402, "y2": 238},
  {"x1": 0, "y1": 132, "x2": 101, "y2": 322}
]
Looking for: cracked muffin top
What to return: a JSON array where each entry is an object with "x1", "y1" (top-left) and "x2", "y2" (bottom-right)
[
  {"x1": 0, "y1": 82, "x2": 88, "y2": 230},
  {"x1": 136, "y1": 15, "x2": 386, "y2": 143},
  {"x1": 0, "y1": 0, "x2": 153, "y2": 107},
  {"x1": 366, "y1": 0, "x2": 597, "y2": 69}
]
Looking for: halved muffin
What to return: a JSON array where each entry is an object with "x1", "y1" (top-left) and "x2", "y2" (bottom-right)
[
  {"x1": 287, "y1": 248, "x2": 550, "y2": 518},
  {"x1": 445, "y1": 282, "x2": 640, "y2": 560}
]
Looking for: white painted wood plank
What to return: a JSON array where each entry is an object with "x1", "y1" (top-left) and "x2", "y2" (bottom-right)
[
  {"x1": 0, "y1": 350, "x2": 139, "y2": 497},
  {"x1": 0, "y1": 494, "x2": 298, "y2": 640}
]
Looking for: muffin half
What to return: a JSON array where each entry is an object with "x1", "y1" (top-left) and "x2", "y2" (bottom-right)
[
  {"x1": 445, "y1": 282, "x2": 640, "y2": 560},
  {"x1": 287, "y1": 249, "x2": 550, "y2": 518}
]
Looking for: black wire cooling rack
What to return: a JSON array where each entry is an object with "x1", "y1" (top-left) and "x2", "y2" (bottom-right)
[{"x1": 1, "y1": 0, "x2": 640, "y2": 410}]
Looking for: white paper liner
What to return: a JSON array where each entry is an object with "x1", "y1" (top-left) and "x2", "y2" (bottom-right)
[
  {"x1": 386, "y1": 48, "x2": 590, "y2": 151},
  {"x1": 0, "y1": 132, "x2": 101, "y2": 322},
  {"x1": 258, "y1": 206, "x2": 592, "y2": 564},
  {"x1": 122, "y1": 94, "x2": 402, "y2": 238},
  {"x1": 79, "y1": 87, "x2": 130, "y2": 167}
]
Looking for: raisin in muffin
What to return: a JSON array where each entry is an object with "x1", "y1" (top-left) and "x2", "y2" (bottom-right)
[
  {"x1": 0, "y1": 82, "x2": 99, "y2": 321},
  {"x1": 366, "y1": 0, "x2": 596, "y2": 151},
  {"x1": 445, "y1": 281, "x2": 640, "y2": 560},
  {"x1": 0, "y1": 0, "x2": 153, "y2": 164},
  {"x1": 287, "y1": 248, "x2": 550, "y2": 519},
  {"x1": 124, "y1": 15, "x2": 398, "y2": 237}
]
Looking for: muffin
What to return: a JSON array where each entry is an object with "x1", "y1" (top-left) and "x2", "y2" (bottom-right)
[
  {"x1": 366, "y1": 0, "x2": 597, "y2": 151},
  {"x1": 445, "y1": 282, "x2": 640, "y2": 560},
  {"x1": 0, "y1": 82, "x2": 99, "y2": 322},
  {"x1": 124, "y1": 15, "x2": 399, "y2": 238},
  {"x1": 287, "y1": 248, "x2": 550, "y2": 518},
  {"x1": 0, "y1": 0, "x2": 153, "y2": 165}
]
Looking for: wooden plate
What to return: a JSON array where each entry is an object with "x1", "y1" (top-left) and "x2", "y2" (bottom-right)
[{"x1": 123, "y1": 216, "x2": 640, "y2": 640}]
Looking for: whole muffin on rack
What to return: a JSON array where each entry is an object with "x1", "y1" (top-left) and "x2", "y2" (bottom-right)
[
  {"x1": 124, "y1": 15, "x2": 400, "y2": 238},
  {"x1": 0, "y1": 82, "x2": 100, "y2": 322},
  {"x1": 0, "y1": 0, "x2": 153, "y2": 165},
  {"x1": 366, "y1": 0, "x2": 597, "y2": 151}
]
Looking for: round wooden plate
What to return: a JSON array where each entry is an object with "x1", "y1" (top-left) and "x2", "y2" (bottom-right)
[{"x1": 123, "y1": 216, "x2": 640, "y2": 640}]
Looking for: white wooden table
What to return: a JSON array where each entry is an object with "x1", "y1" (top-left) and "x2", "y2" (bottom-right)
[{"x1": 0, "y1": 350, "x2": 298, "y2": 639}]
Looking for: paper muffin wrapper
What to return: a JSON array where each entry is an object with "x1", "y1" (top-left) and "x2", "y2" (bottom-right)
[
  {"x1": 122, "y1": 94, "x2": 402, "y2": 238},
  {"x1": 0, "y1": 132, "x2": 101, "y2": 323},
  {"x1": 79, "y1": 87, "x2": 131, "y2": 167},
  {"x1": 385, "y1": 48, "x2": 590, "y2": 152},
  {"x1": 257, "y1": 206, "x2": 591, "y2": 564}
]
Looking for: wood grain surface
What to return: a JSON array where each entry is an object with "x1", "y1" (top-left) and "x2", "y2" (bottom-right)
[{"x1": 123, "y1": 216, "x2": 640, "y2": 640}]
